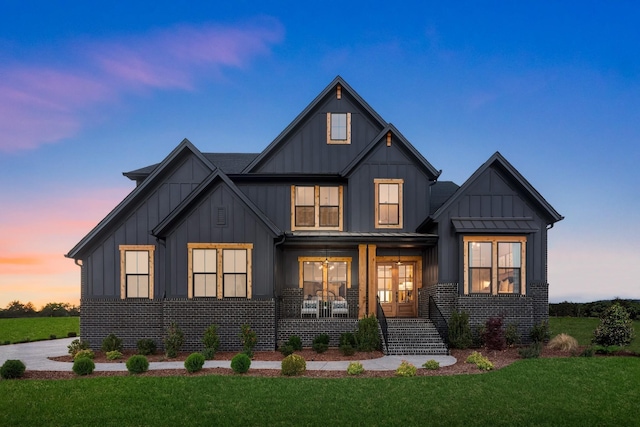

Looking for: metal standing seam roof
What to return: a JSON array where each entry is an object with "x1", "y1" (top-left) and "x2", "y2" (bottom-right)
[{"x1": 451, "y1": 217, "x2": 540, "y2": 233}]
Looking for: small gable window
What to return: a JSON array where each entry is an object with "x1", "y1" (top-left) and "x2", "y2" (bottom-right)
[
  {"x1": 463, "y1": 236, "x2": 526, "y2": 295},
  {"x1": 327, "y1": 113, "x2": 351, "y2": 144},
  {"x1": 291, "y1": 185, "x2": 343, "y2": 231},
  {"x1": 374, "y1": 179, "x2": 403, "y2": 229},
  {"x1": 119, "y1": 245, "x2": 155, "y2": 299},
  {"x1": 188, "y1": 243, "x2": 253, "y2": 299}
]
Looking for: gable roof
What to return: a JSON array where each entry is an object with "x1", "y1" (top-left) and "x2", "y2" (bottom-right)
[
  {"x1": 151, "y1": 168, "x2": 281, "y2": 238},
  {"x1": 242, "y1": 76, "x2": 388, "y2": 173},
  {"x1": 427, "y1": 151, "x2": 563, "y2": 225},
  {"x1": 340, "y1": 124, "x2": 441, "y2": 180},
  {"x1": 429, "y1": 181, "x2": 460, "y2": 215},
  {"x1": 66, "y1": 139, "x2": 216, "y2": 259}
]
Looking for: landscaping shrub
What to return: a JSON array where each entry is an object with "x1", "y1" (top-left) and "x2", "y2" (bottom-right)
[
  {"x1": 73, "y1": 349, "x2": 95, "y2": 360},
  {"x1": 594, "y1": 345, "x2": 621, "y2": 355},
  {"x1": 202, "y1": 348, "x2": 216, "y2": 360},
  {"x1": 126, "y1": 355, "x2": 149, "y2": 374},
  {"x1": 164, "y1": 322, "x2": 184, "y2": 358},
  {"x1": 347, "y1": 361, "x2": 364, "y2": 376},
  {"x1": 530, "y1": 321, "x2": 550, "y2": 343},
  {"x1": 184, "y1": 353, "x2": 206, "y2": 373},
  {"x1": 312, "y1": 333, "x2": 330, "y2": 353},
  {"x1": 448, "y1": 311, "x2": 472, "y2": 349},
  {"x1": 67, "y1": 338, "x2": 88, "y2": 357},
  {"x1": 472, "y1": 325, "x2": 486, "y2": 348},
  {"x1": 231, "y1": 353, "x2": 251, "y2": 374},
  {"x1": 422, "y1": 360, "x2": 440, "y2": 370},
  {"x1": 593, "y1": 303, "x2": 635, "y2": 347},
  {"x1": 101, "y1": 333, "x2": 123, "y2": 352},
  {"x1": 137, "y1": 338, "x2": 157, "y2": 356},
  {"x1": 548, "y1": 333, "x2": 579, "y2": 352},
  {"x1": 465, "y1": 351, "x2": 494, "y2": 371},
  {"x1": 202, "y1": 325, "x2": 220, "y2": 358},
  {"x1": 339, "y1": 344, "x2": 356, "y2": 356},
  {"x1": 395, "y1": 360, "x2": 417, "y2": 377},
  {"x1": 339, "y1": 332, "x2": 356, "y2": 355},
  {"x1": 579, "y1": 346, "x2": 595, "y2": 357},
  {"x1": 279, "y1": 344, "x2": 294, "y2": 356},
  {"x1": 72, "y1": 357, "x2": 95, "y2": 376},
  {"x1": 49, "y1": 334, "x2": 57, "y2": 340},
  {"x1": 287, "y1": 335, "x2": 303, "y2": 351},
  {"x1": 281, "y1": 354, "x2": 306, "y2": 376},
  {"x1": 67, "y1": 332, "x2": 77, "y2": 338},
  {"x1": 481, "y1": 317, "x2": 506, "y2": 350},
  {"x1": 0, "y1": 360, "x2": 26, "y2": 379},
  {"x1": 505, "y1": 323, "x2": 520, "y2": 347},
  {"x1": 106, "y1": 350, "x2": 123, "y2": 360},
  {"x1": 355, "y1": 314, "x2": 381, "y2": 351},
  {"x1": 2, "y1": 341, "x2": 10, "y2": 346},
  {"x1": 239, "y1": 324, "x2": 257, "y2": 359},
  {"x1": 519, "y1": 341, "x2": 543, "y2": 359}
]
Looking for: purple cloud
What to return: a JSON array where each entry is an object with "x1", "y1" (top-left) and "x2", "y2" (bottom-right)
[{"x1": 0, "y1": 19, "x2": 284, "y2": 152}]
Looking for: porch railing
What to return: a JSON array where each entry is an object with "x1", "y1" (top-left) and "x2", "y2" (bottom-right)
[
  {"x1": 429, "y1": 295, "x2": 449, "y2": 345},
  {"x1": 301, "y1": 294, "x2": 349, "y2": 318},
  {"x1": 376, "y1": 296, "x2": 389, "y2": 353}
]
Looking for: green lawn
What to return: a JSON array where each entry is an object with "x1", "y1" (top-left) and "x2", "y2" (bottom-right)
[
  {"x1": 549, "y1": 317, "x2": 640, "y2": 353},
  {"x1": 0, "y1": 317, "x2": 79, "y2": 343},
  {"x1": 1, "y1": 357, "x2": 638, "y2": 426}
]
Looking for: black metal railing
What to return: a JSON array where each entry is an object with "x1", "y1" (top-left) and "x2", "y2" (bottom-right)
[
  {"x1": 376, "y1": 296, "x2": 389, "y2": 353},
  {"x1": 429, "y1": 295, "x2": 449, "y2": 345}
]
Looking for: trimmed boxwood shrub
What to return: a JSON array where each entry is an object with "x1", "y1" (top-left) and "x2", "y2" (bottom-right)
[
  {"x1": 281, "y1": 354, "x2": 306, "y2": 376},
  {"x1": 279, "y1": 344, "x2": 294, "y2": 356},
  {"x1": 101, "y1": 333, "x2": 123, "y2": 352},
  {"x1": 72, "y1": 357, "x2": 95, "y2": 376},
  {"x1": 137, "y1": 338, "x2": 157, "y2": 356},
  {"x1": 184, "y1": 353, "x2": 206, "y2": 373},
  {"x1": 312, "y1": 333, "x2": 330, "y2": 353},
  {"x1": 287, "y1": 335, "x2": 303, "y2": 351},
  {"x1": 230, "y1": 353, "x2": 251, "y2": 374},
  {"x1": 202, "y1": 348, "x2": 216, "y2": 360},
  {"x1": 1, "y1": 360, "x2": 26, "y2": 379},
  {"x1": 355, "y1": 314, "x2": 381, "y2": 351},
  {"x1": 126, "y1": 355, "x2": 149, "y2": 374}
]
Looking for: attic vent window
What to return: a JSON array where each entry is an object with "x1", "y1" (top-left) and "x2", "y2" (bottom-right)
[
  {"x1": 386, "y1": 132, "x2": 392, "y2": 147},
  {"x1": 216, "y1": 207, "x2": 227, "y2": 226},
  {"x1": 326, "y1": 112, "x2": 351, "y2": 145},
  {"x1": 336, "y1": 84, "x2": 342, "y2": 99}
]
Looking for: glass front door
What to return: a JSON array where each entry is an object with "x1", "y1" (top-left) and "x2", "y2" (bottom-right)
[{"x1": 377, "y1": 262, "x2": 416, "y2": 317}]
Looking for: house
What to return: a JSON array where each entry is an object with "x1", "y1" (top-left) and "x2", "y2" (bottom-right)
[{"x1": 66, "y1": 76, "x2": 563, "y2": 353}]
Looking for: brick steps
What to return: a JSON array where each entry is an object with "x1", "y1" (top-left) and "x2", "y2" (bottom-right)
[{"x1": 382, "y1": 318, "x2": 449, "y2": 355}]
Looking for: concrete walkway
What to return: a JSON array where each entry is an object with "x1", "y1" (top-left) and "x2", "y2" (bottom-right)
[{"x1": 0, "y1": 338, "x2": 457, "y2": 372}]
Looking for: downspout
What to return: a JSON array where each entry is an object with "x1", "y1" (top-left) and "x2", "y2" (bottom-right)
[{"x1": 273, "y1": 234, "x2": 287, "y2": 350}]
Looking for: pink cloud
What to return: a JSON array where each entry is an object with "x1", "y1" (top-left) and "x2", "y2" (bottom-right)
[{"x1": 0, "y1": 19, "x2": 284, "y2": 152}]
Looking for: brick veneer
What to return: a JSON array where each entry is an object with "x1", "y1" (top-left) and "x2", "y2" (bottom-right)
[
  {"x1": 277, "y1": 319, "x2": 358, "y2": 348},
  {"x1": 80, "y1": 298, "x2": 275, "y2": 351}
]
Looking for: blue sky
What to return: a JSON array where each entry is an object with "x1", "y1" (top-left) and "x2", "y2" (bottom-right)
[{"x1": 1, "y1": 1, "x2": 638, "y2": 307}]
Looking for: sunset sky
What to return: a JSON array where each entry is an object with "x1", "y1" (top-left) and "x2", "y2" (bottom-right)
[{"x1": 1, "y1": 2, "x2": 638, "y2": 309}]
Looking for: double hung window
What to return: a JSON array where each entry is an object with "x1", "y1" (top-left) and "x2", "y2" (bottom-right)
[
  {"x1": 463, "y1": 236, "x2": 525, "y2": 295},
  {"x1": 188, "y1": 243, "x2": 252, "y2": 299},
  {"x1": 119, "y1": 245, "x2": 155, "y2": 299},
  {"x1": 291, "y1": 185, "x2": 343, "y2": 230}
]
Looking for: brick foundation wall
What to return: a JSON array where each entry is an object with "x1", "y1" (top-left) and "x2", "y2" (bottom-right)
[{"x1": 277, "y1": 319, "x2": 358, "y2": 348}]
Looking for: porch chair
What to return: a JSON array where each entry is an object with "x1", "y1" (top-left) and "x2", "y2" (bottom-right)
[
  {"x1": 331, "y1": 299, "x2": 349, "y2": 317},
  {"x1": 301, "y1": 298, "x2": 320, "y2": 318}
]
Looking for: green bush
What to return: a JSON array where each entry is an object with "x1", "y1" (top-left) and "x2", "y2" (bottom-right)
[
  {"x1": 505, "y1": 323, "x2": 520, "y2": 347},
  {"x1": 355, "y1": 314, "x2": 381, "y2": 351},
  {"x1": 0, "y1": 360, "x2": 26, "y2": 379},
  {"x1": 422, "y1": 360, "x2": 440, "y2": 370},
  {"x1": 279, "y1": 344, "x2": 294, "y2": 356},
  {"x1": 106, "y1": 350, "x2": 123, "y2": 360},
  {"x1": 230, "y1": 353, "x2": 251, "y2": 374},
  {"x1": 72, "y1": 357, "x2": 95, "y2": 376},
  {"x1": 519, "y1": 341, "x2": 543, "y2": 359},
  {"x1": 593, "y1": 303, "x2": 635, "y2": 347},
  {"x1": 49, "y1": 334, "x2": 57, "y2": 340},
  {"x1": 594, "y1": 345, "x2": 621, "y2": 355},
  {"x1": 67, "y1": 338, "x2": 88, "y2": 357},
  {"x1": 126, "y1": 355, "x2": 149, "y2": 374},
  {"x1": 184, "y1": 353, "x2": 206, "y2": 373},
  {"x1": 101, "y1": 333, "x2": 123, "y2": 352},
  {"x1": 67, "y1": 332, "x2": 77, "y2": 338},
  {"x1": 339, "y1": 344, "x2": 356, "y2": 356},
  {"x1": 339, "y1": 333, "x2": 356, "y2": 355},
  {"x1": 346, "y1": 361, "x2": 364, "y2": 376},
  {"x1": 579, "y1": 346, "x2": 595, "y2": 357},
  {"x1": 137, "y1": 338, "x2": 157, "y2": 356},
  {"x1": 239, "y1": 324, "x2": 257, "y2": 359},
  {"x1": 281, "y1": 354, "x2": 306, "y2": 376},
  {"x1": 395, "y1": 360, "x2": 417, "y2": 377},
  {"x1": 530, "y1": 321, "x2": 550, "y2": 343},
  {"x1": 164, "y1": 322, "x2": 184, "y2": 358},
  {"x1": 202, "y1": 325, "x2": 220, "y2": 357},
  {"x1": 465, "y1": 351, "x2": 494, "y2": 371},
  {"x1": 73, "y1": 349, "x2": 95, "y2": 360},
  {"x1": 287, "y1": 335, "x2": 303, "y2": 351},
  {"x1": 448, "y1": 311, "x2": 472, "y2": 349},
  {"x1": 202, "y1": 348, "x2": 216, "y2": 360},
  {"x1": 312, "y1": 333, "x2": 330, "y2": 353}
]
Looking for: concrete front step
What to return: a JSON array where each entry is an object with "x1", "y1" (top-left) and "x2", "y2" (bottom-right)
[{"x1": 382, "y1": 318, "x2": 449, "y2": 355}]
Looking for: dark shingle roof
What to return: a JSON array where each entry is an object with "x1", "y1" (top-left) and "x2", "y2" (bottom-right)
[{"x1": 429, "y1": 181, "x2": 459, "y2": 214}]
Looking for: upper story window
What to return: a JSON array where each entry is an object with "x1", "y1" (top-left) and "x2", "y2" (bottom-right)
[
  {"x1": 374, "y1": 179, "x2": 403, "y2": 229},
  {"x1": 327, "y1": 113, "x2": 351, "y2": 144},
  {"x1": 119, "y1": 245, "x2": 155, "y2": 299},
  {"x1": 291, "y1": 185, "x2": 343, "y2": 231},
  {"x1": 463, "y1": 236, "x2": 526, "y2": 295},
  {"x1": 188, "y1": 243, "x2": 253, "y2": 299}
]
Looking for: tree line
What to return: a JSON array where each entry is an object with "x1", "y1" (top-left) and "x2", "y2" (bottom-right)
[
  {"x1": 549, "y1": 298, "x2": 640, "y2": 320},
  {"x1": 0, "y1": 301, "x2": 79, "y2": 318}
]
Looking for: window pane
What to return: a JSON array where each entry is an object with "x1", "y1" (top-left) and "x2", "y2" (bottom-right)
[
  {"x1": 296, "y1": 206, "x2": 315, "y2": 226},
  {"x1": 296, "y1": 186, "x2": 314, "y2": 206},
  {"x1": 125, "y1": 251, "x2": 148, "y2": 274},
  {"x1": 377, "y1": 265, "x2": 392, "y2": 302},
  {"x1": 470, "y1": 268, "x2": 491, "y2": 293},
  {"x1": 378, "y1": 205, "x2": 399, "y2": 225},
  {"x1": 379, "y1": 184, "x2": 398, "y2": 204},
  {"x1": 224, "y1": 274, "x2": 247, "y2": 297},
  {"x1": 498, "y1": 243, "x2": 521, "y2": 267},
  {"x1": 319, "y1": 206, "x2": 339, "y2": 227},
  {"x1": 319, "y1": 187, "x2": 338, "y2": 206},
  {"x1": 194, "y1": 273, "x2": 216, "y2": 297},
  {"x1": 302, "y1": 261, "x2": 323, "y2": 298},
  {"x1": 193, "y1": 249, "x2": 216, "y2": 273},
  {"x1": 469, "y1": 242, "x2": 492, "y2": 267},
  {"x1": 127, "y1": 275, "x2": 149, "y2": 298},
  {"x1": 331, "y1": 113, "x2": 347, "y2": 140},
  {"x1": 498, "y1": 268, "x2": 520, "y2": 293},
  {"x1": 223, "y1": 249, "x2": 247, "y2": 273}
]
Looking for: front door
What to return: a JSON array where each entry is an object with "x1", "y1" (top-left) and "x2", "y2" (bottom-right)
[{"x1": 377, "y1": 262, "x2": 416, "y2": 317}]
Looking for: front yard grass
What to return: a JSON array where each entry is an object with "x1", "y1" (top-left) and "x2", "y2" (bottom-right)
[
  {"x1": 0, "y1": 317, "x2": 79, "y2": 343},
  {"x1": 1, "y1": 357, "x2": 638, "y2": 426}
]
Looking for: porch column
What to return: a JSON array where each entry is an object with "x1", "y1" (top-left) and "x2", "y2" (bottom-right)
[
  {"x1": 358, "y1": 244, "x2": 367, "y2": 318},
  {"x1": 367, "y1": 244, "x2": 377, "y2": 316}
]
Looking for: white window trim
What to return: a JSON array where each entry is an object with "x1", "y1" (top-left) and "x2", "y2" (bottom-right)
[
  {"x1": 326, "y1": 112, "x2": 351, "y2": 144},
  {"x1": 188, "y1": 243, "x2": 253, "y2": 299},
  {"x1": 290, "y1": 185, "x2": 343, "y2": 231},
  {"x1": 462, "y1": 236, "x2": 527, "y2": 295},
  {"x1": 119, "y1": 245, "x2": 155, "y2": 299},
  {"x1": 374, "y1": 178, "x2": 404, "y2": 229}
]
